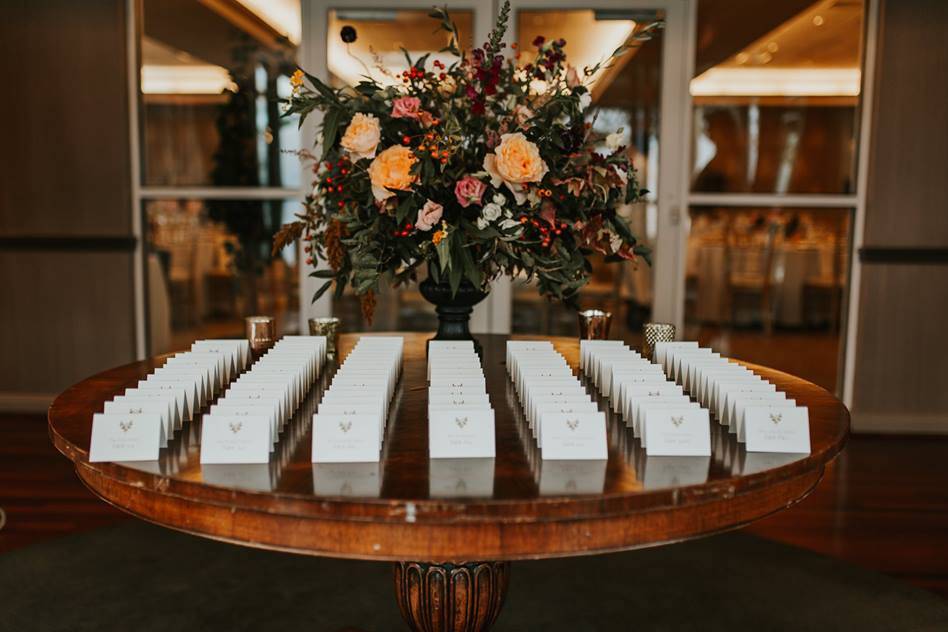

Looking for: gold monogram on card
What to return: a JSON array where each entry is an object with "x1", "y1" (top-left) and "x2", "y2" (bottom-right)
[
  {"x1": 670, "y1": 415, "x2": 684, "y2": 428},
  {"x1": 566, "y1": 418, "x2": 580, "y2": 431},
  {"x1": 339, "y1": 420, "x2": 353, "y2": 433},
  {"x1": 454, "y1": 416, "x2": 469, "y2": 429},
  {"x1": 119, "y1": 420, "x2": 134, "y2": 433},
  {"x1": 769, "y1": 412, "x2": 783, "y2": 425},
  {"x1": 229, "y1": 421, "x2": 243, "y2": 434}
]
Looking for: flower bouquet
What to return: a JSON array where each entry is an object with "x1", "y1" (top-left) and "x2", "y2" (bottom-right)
[{"x1": 274, "y1": 2, "x2": 658, "y2": 339}]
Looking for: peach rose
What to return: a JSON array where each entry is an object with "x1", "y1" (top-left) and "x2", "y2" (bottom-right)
[
  {"x1": 391, "y1": 96, "x2": 422, "y2": 119},
  {"x1": 368, "y1": 145, "x2": 417, "y2": 201},
  {"x1": 340, "y1": 112, "x2": 381, "y2": 161},
  {"x1": 416, "y1": 199, "x2": 443, "y2": 231},
  {"x1": 484, "y1": 132, "x2": 548, "y2": 204},
  {"x1": 454, "y1": 176, "x2": 486, "y2": 208}
]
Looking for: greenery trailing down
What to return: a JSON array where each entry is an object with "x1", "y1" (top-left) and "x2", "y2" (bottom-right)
[{"x1": 276, "y1": 1, "x2": 661, "y2": 320}]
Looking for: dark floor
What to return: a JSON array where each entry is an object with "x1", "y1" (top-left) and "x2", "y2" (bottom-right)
[{"x1": 1, "y1": 414, "x2": 946, "y2": 599}]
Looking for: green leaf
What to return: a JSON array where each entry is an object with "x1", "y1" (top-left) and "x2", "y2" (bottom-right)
[
  {"x1": 436, "y1": 235, "x2": 452, "y2": 273},
  {"x1": 396, "y1": 196, "x2": 415, "y2": 224},
  {"x1": 321, "y1": 108, "x2": 342, "y2": 159},
  {"x1": 303, "y1": 71, "x2": 340, "y2": 104},
  {"x1": 448, "y1": 261, "x2": 462, "y2": 297},
  {"x1": 311, "y1": 280, "x2": 332, "y2": 303},
  {"x1": 309, "y1": 269, "x2": 337, "y2": 279}
]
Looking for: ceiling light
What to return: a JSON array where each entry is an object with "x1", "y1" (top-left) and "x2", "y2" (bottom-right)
[
  {"x1": 813, "y1": 15, "x2": 825, "y2": 26},
  {"x1": 690, "y1": 67, "x2": 861, "y2": 97},
  {"x1": 142, "y1": 65, "x2": 236, "y2": 95},
  {"x1": 234, "y1": 0, "x2": 301, "y2": 44}
]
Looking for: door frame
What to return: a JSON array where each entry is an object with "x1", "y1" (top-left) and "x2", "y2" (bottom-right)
[
  {"x1": 504, "y1": 0, "x2": 697, "y2": 331},
  {"x1": 299, "y1": 0, "x2": 503, "y2": 333},
  {"x1": 298, "y1": 0, "x2": 696, "y2": 334}
]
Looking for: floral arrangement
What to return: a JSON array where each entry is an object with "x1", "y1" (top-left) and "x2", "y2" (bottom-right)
[{"x1": 274, "y1": 2, "x2": 658, "y2": 321}]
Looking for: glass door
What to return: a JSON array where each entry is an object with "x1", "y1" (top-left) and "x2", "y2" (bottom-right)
[
  {"x1": 505, "y1": 0, "x2": 694, "y2": 342},
  {"x1": 299, "y1": 0, "x2": 693, "y2": 337},
  {"x1": 300, "y1": 1, "x2": 498, "y2": 333}
]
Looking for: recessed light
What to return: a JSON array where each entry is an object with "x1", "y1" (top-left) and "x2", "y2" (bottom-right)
[
  {"x1": 767, "y1": 42, "x2": 779, "y2": 53},
  {"x1": 813, "y1": 15, "x2": 825, "y2": 26},
  {"x1": 736, "y1": 52, "x2": 750, "y2": 64}
]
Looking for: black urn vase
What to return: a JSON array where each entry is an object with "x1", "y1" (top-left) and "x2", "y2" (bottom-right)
[{"x1": 419, "y1": 270, "x2": 488, "y2": 343}]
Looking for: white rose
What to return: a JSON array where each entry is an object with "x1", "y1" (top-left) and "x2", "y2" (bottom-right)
[
  {"x1": 476, "y1": 217, "x2": 489, "y2": 230},
  {"x1": 482, "y1": 203, "x2": 502, "y2": 222},
  {"x1": 606, "y1": 130, "x2": 624, "y2": 150},
  {"x1": 579, "y1": 92, "x2": 591, "y2": 111},
  {"x1": 492, "y1": 193, "x2": 506, "y2": 206}
]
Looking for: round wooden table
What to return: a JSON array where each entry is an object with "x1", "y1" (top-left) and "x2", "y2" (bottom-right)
[{"x1": 49, "y1": 333, "x2": 848, "y2": 631}]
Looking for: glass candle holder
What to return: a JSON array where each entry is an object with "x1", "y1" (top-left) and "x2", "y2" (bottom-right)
[
  {"x1": 642, "y1": 322, "x2": 676, "y2": 361},
  {"x1": 308, "y1": 317, "x2": 341, "y2": 359},
  {"x1": 245, "y1": 315, "x2": 276, "y2": 359},
  {"x1": 577, "y1": 309, "x2": 612, "y2": 340}
]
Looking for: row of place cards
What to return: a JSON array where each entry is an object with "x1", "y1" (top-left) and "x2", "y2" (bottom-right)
[
  {"x1": 656, "y1": 342, "x2": 810, "y2": 453},
  {"x1": 582, "y1": 340, "x2": 710, "y2": 456},
  {"x1": 90, "y1": 339, "x2": 251, "y2": 462},
  {"x1": 508, "y1": 341, "x2": 607, "y2": 460},
  {"x1": 428, "y1": 340, "x2": 495, "y2": 458},
  {"x1": 201, "y1": 336, "x2": 327, "y2": 463},
  {"x1": 311, "y1": 336, "x2": 403, "y2": 463}
]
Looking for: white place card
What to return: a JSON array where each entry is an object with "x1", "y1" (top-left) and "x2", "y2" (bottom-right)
[
  {"x1": 631, "y1": 397, "x2": 695, "y2": 437},
  {"x1": 429, "y1": 409, "x2": 496, "y2": 458},
  {"x1": 312, "y1": 413, "x2": 381, "y2": 463},
  {"x1": 200, "y1": 415, "x2": 271, "y2": 464},
  {"x1": 538, "y1": 412, "x2": 607, "y2": 460},
  {"x1": 744, "y1": 406, "x2": 811, "y2": 453},
  {"x1": 89, "y1": 413, "x2": 163, "y2": 462},
  {"x1": 643, "y1": 407, "x2": 711, "y2": 456},
  {"x1": 103, "y1": 399, "x2": 170, "y2": 447}
]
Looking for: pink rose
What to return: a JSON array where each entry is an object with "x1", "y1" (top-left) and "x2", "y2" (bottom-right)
[
  {"x1": 416, "y1": 199, "x2": 444, "y2": 231},
  {"x1": 454, "y1": 176, "x2": 487, "y2": 208},
  {"x1": 391, "y1": 96, "x2": 422, "y2": 119}
]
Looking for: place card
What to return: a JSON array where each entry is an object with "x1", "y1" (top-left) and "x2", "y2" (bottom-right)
[
  {"x1": 631, "y1": 397, "x2": 695, "y2": 437},
  {"x1": 200, "y1": 414, "x2": 271, "y2": 464},
  {"x1": 429, "y1": 409, "x2": 496, "y2": 459},
  {"x1": 743, "y1": 405, "x2": 810, "y2": 453},
  {"x1": 538, "y1": 412, "x2": 607, "y2": 460},
  {"x1": 312, "y1": 413, "x2": 381, "y2": 463},
  {"x1": 620, "y1": 384, "x2": 685, "y2": 426},
  {"x1": 643, "y1": 407, "x2": 711, "y2": 456},
  {"x1": 89, "y1": 413, "x2": 163, "y2": 462},
  {"x1": 103, "y1": 399, "x2": 171, "y2": 447},
  {"x1": 727, "y1": 392, "x2": 789, "y2": 430},
  {"x1": 140, "y1": 376, "x2": 199, "y2": 418}
]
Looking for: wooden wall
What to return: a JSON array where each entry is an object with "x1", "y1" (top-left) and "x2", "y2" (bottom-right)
[
  {"x1": 0, "y1": 0, "x2": 137, "y2": 408},
  {"x1": 851, "y1": 0, "x2": 948, "y2": 433}
]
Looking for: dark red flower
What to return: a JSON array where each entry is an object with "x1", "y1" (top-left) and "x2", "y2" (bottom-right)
[{"x1": 533, "y1": 35, "x2": 545, "y2": 47}]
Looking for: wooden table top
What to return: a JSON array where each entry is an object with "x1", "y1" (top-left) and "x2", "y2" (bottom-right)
[{"x1": 49, "y1": 332, "x2": 849, "y2": 562}]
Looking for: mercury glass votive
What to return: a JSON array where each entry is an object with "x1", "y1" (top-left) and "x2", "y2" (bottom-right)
[
  {"x1": 642, "y1": 322, "x2": 676, "y2": 361},
  {"x1": 577, "y1": 309, "x2": 612, "y2": 340},
  {"x1": 308, "y1": 317, "x2": 341, "y2": 359},
  {"x1": 245, "y1": 315, "x2": 276, "y2": 359}
]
